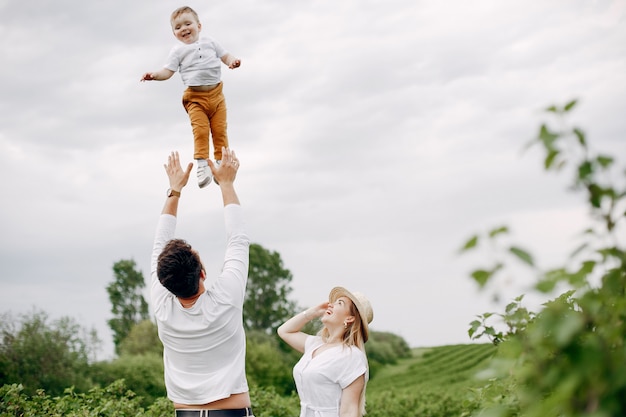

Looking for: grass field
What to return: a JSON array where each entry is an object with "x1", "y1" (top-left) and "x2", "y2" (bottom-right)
[{"x1": 366, "y1": 343, "x2": 497, "y2": 417}]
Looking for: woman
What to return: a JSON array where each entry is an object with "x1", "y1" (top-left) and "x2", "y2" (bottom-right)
[{"x1": 277, "y1": 287, "x2": 374, "y2": 417}]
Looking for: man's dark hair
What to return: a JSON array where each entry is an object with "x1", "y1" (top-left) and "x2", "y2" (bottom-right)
[{"x1": 157, "y1": 239, "x2": 203, "y2": 298}]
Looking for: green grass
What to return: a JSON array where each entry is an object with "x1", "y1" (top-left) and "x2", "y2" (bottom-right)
[
  {"x1": 365, "y1": 343, "x2": 497, "y2": 417},
  {"x1": 370, "y1": 343, "x2": 496, "y2": 391}
]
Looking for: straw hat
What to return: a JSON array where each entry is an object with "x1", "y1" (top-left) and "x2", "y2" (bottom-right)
[{"x1": 329, "y1": 286, "x2": 374, "y2": 342}]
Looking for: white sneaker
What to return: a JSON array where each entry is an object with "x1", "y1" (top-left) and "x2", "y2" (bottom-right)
[{"x1": 197, "y1": 164, "x2": 212, "y2": 188}]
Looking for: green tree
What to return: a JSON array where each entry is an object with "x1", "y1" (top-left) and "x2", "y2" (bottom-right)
[
  {"x1": 0, "y1": 310, "x2": 99, "y2": 395},
  {"x1": 244, "y1": 243, "x2": 298, "y2": 333},
  {"x1": 245, "y1": 330, "x2": 298, "y2": 396},
  {"x1": 462, "y1": 100, "x2": 626, "y2": 417},
  {"x1": 89, "y1": 354, "x2": 166, "y2": 407},
  {"x1": 118, "y1": 319, "x2": 162, "y2": 357},
  {"x1": 107, "y1": 259, "x2": 149, "y2": 355},
  {"x1": 366, "y1": 331, "x2": 412, "y2": 363}
]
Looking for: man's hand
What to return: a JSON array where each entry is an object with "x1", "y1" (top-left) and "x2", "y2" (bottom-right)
[
  {"x1": 209, "y1": 147, "x2": 239, "y2": 186},
  {"x1": 164, "y1": 151, "x2": 193, "y2": 192},
  {"x1": 209, "y1": 147, "x2": 240, "y2": 206}
]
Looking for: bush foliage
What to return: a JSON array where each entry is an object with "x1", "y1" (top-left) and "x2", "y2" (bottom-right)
[
  {"x1": 462, "y1": 101, "x2": 626, "y2": 416},
  {"x1": 0, "y1": 310, "x2": 98, "y2": 397}
]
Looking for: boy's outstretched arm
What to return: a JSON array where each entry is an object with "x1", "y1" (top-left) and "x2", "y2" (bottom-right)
[
  {"x1": 221, "y1": 53, "x2": 241, "y2": 69},
  {"x1": 141, "y1": 68, "x2": 175, "y2": 81}
]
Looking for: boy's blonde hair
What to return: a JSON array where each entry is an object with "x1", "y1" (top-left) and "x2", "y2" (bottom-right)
[{"x1": 171, "y1": 6, "x2": 199, "y2": 23}]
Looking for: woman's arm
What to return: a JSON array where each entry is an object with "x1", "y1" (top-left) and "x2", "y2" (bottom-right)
[
  {"x1": 277, "y1": 302, "x2": 329, "y2": 353},
  {"x1": 339, "y1": 374, "x2": 365, "y2": 417}
]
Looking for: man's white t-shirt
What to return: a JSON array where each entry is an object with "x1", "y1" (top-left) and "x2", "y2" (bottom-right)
[{"x1": 150, "y1": 204, "x2": 249, "y2": 404}]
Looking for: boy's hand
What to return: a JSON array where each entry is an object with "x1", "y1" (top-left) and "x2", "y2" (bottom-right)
[
  {"x1": 140, "y1": 72, "x2": 156, "y2": 81},
  {"x1": 228, "y1": 59, "x2": 241, "y2": 69}
]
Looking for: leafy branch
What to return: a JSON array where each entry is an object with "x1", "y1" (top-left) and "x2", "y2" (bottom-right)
[{"x1": 461, "y1": 100, "x2": 626, "y2": 417}]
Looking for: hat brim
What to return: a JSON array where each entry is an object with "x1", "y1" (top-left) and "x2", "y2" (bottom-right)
[{"x1": 329, "y1": 286, "x2": 370, "y2": 342}]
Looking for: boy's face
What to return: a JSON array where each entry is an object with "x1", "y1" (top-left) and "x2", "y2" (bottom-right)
[{"x1": 171, "y1": 12, "x2": 201, "y2": 44}]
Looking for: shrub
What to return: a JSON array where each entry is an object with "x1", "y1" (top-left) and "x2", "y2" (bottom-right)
[
  {"x1": 249, "y1": 385, "x2": 299, "y2": 417},
  {"x1": 246, "y1": 330, "x2": 299, "y2": 396},
  {"x1": 0, "y1": 310, "x2": 98, "y2": 396},
  {"x1": 89, "y1": 354, "x2": 165, "y2": 407},
  {"x1": 0, "y1": 380, "x2": 149, "y2": 416},
  {"x1": 462, "y1": 100, "x2": 626, "y2": 416}
]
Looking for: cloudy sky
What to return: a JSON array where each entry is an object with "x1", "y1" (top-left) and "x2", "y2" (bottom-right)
[{"x1": 1, "y1": 0, "x2": 625, "y2": 360}]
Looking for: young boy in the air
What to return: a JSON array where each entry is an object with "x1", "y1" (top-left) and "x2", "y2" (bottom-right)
[{"x1": 141, "y1": 6, "x2": 241, "y2": 188}]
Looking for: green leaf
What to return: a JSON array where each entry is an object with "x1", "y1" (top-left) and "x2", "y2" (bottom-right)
[
  {"x1": 563, "y1": 99, "x2": 578, "y2": 112},
  {"x1": 597, "y1": 247, "x2": 623, "y2": 261},
  {"x1": 545, "y1": 149, "x2": 559, "y2": 169},
  {"x1": 602, "y1": 268, "x2": 625, "y2": 293},
  {"x1": 471, "y1": 269, "x2": 492, "y2": 288},
  {"x1": 505, "y1": 301, "x2": 518, "y2": 313},
  {"x1": 539, "y1": 124, "x2": 559, "y2": 148},
  {"x1": 553, "y1": 311, "x2": 584, "y2": 347},
  {"x1": 573, "y1": 128, "x2": 586, "y2": 147},
  {"x1": 569, "y1": 242, "x2": 588, "y2": 258},
  {"x1": 579, "y1": 260, "x2": 596, "y2": 275},
  {"x1": 509, "y1": 246, "x2": 534, "y2": 266},
  {"x1": 545, "y1": 105, "x2": 558, "y2": 113},
  {"x1": 468, "y1": 320, "x2": 481, "y2": 338},
  {"x1": 577, "y1": 160, "x2": 593, "y2": 181},
  {"x1": 588, "y1": 184, "x2": 602, "y2": 208},
  {"x1": 543, "y1": 268, "x2": 569, "y2": 283},
  {"x1": 537, "y1": 268, "x2": 570, "y2": 293},
  {"x1": 488, "y1": 226, "x2": 508, "y2": 238},
  {"x1": 568, "y1": 260, "x2": 596, "y2": 287},
  {"x1": 535, "y1": 279, "x2": 556, "y2": 293},
  {"x1": 460, "y1": 235, "x2": 479, "y2": 252},
  {"x1": 596, "y1": 154, "x2": 613, "y2": 168}
]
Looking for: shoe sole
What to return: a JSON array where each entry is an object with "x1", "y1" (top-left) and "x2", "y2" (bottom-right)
[{"x1": 198, "y1": 177, "x2": 212, "y2": 188}]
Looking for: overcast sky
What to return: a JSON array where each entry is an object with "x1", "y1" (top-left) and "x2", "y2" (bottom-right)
[{"x1": 1, "y1": 0, "x2": 625, "y2": 360}]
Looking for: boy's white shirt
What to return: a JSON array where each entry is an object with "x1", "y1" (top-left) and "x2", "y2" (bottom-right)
[{"x1": 164, "y1": 36, "x2": 227, "y2": 86}]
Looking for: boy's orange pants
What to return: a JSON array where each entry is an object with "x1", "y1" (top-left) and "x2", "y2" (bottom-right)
[{"x1": 182, "y1": 82, "x2": 228, "y2": 161}]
